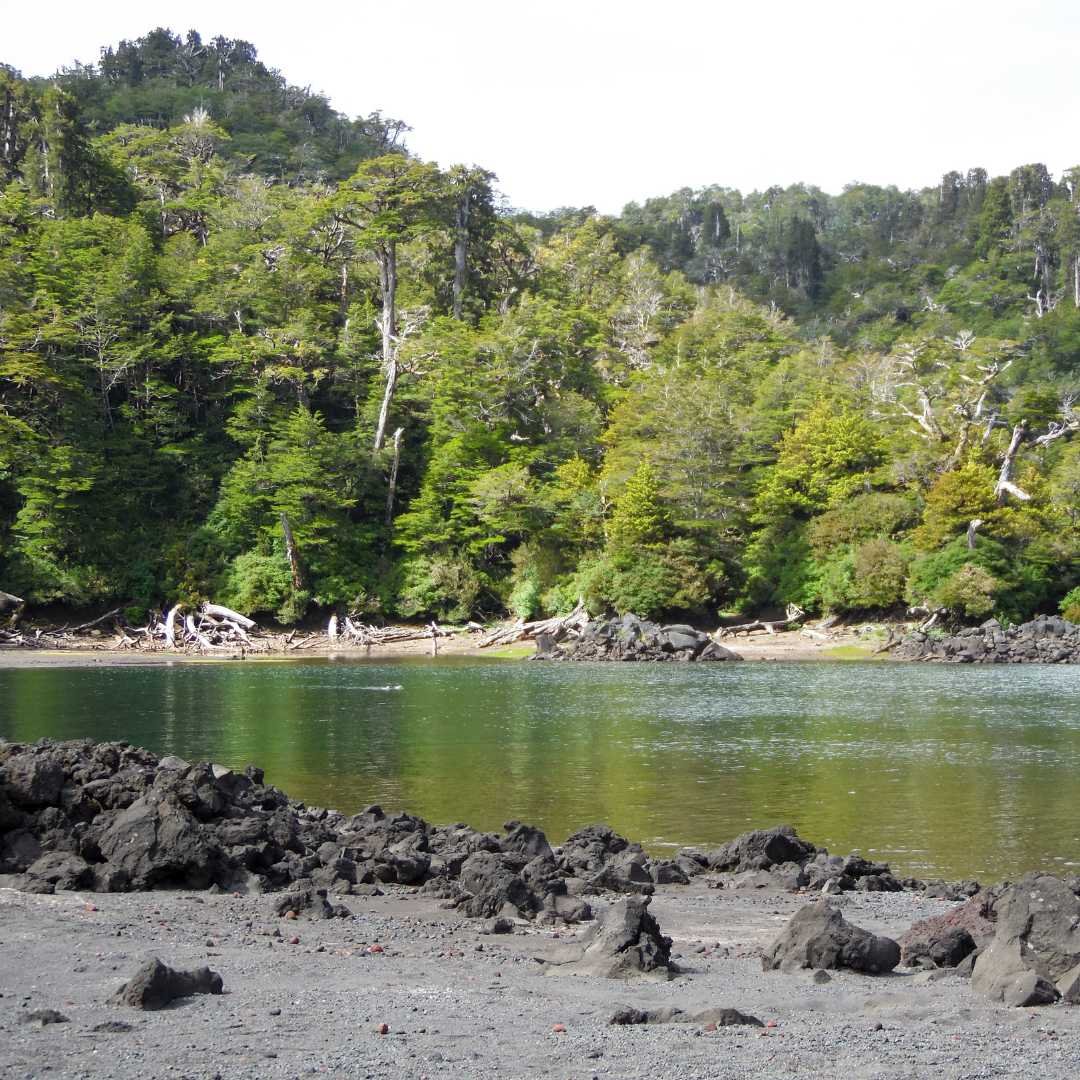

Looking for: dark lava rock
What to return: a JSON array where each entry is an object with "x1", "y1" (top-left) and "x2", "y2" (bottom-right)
[
  {"x1": 456, "y1": 851, "x2": 533, "y2": 918},
  {"x1": 762, "y1": 901, "x2": 900, "y2": 974},
  {"x1": 274, "y1": 888, "x2": 351, "y2": 919},
  {"x1": 610, "y1": 1004, "x2": 762, "y2": 1026},
  {"x1": 546, "y1": 896, "x2": 674, "y2": 980},
  {"x1": 538, "y1": 613, "x2": 743, "y2": 663},
  {"x1": 708, "y1": 825, "x2": 816, "y2": 873},
  {"x1": 894, "y1": 615, "x2": 1080, "y2": 664},
  {"x1": 902, "y1": 927, "x2": 976, "y2": 969},
  {"x1": 110, "y1": 957, "x2": 223, "y2": 1010}
]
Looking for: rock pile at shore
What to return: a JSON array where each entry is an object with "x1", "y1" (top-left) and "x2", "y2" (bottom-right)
[
  {"x1": 8, "y1": 739, "x2": 1080, "y2": 1011},
  {"x1": 894, "y1": 614, "x2": 1080, "y2": 663},
  {"x1": 0, "y1": 739, "x2": 713, "y2": 922},
  {"x1": 536, "y1": 613, "x2": 742, "y2": 662}
]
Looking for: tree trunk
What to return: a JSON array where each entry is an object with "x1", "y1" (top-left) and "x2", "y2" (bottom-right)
[
  {"x1": 200, "y1": 602, "x2": 255, "y2": 629},
  {"x1": 280, "y1": 512, "x2": 304, "y2": 589},
  {"x1": 373, "y1": 242, "x2": 397, "y2": 451},
  {"x1": 452, "y1": 188, "x2": 470, "y2": 320},
  {"x1": 384, "y1": 426, "x2": 404, "y2": 526},
  {"x1": 995, "y1": 421, "x2": 1031, "y2": 504}
]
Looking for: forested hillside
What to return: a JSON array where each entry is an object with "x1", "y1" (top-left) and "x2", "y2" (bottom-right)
[{"x1": 1, "y1": 29, "x2": 1077, "y2": 626}]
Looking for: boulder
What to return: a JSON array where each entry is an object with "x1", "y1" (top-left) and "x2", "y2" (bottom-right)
[
  {"x1": 456, "y1": 851, "x2": 533, "y2": 918},
  {"x1": 762, "y1": 901, "x2": 900, "y2": 974},
  {"x1": 898, "y1": 891, "x2": 996, "y2": 966},
  {"x1": 544, "y1": 896, "x2": 673, "y2": 980},
  {"x1": 708, "y1": 825, "x2": 816, "y2": 873},
  {"x1": 970, "y1": 873, "x2": 1080, "y2": 1005},
  {"x1": 96, "y1": 793, "x2": 217, "y2": 889},
  {"x1": 110, "y1": 958, "x2": 223, "y2": 1009},
  {"x1": 22, "y1": 851, "x2": 93, "y2": 892}
]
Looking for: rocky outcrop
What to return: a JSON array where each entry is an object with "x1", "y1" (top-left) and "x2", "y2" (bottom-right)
[
  {"x1": 895, "y1": 615, "x2": 1080, "y2": 664},
  {"x1": 762, "y1": 901, "x2": 901, "y2": 974},
  {"x1": 703, "y1": 825, "x2": 904, "y2": 893},
  {"x1": 0, "y1": 740, "x2": 705, "y2": 929},
  {"x1": 537, "y1": 614, "x2": 742, "y2": 662}
]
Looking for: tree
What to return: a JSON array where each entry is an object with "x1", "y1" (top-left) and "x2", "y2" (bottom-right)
[{"x1": 334, "y1": 154, "x2": 442, "y2": 450}]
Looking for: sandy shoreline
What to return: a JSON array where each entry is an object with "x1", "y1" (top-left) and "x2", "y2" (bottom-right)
[
  {"x1": 0, "y1": 629, "x2": 880, "y2": 668},
  {"x1": 2, "y1": 878, "x2": 1076, "y2": 1079}
]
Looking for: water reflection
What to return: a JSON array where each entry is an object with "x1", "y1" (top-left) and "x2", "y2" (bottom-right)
[{"x1": 1, "y1": 658, "x2": 1079, "y2": 881}]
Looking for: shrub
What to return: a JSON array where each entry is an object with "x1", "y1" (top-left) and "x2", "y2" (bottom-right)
[
  {"x1": 218, "y1": 551, "x2": 293, "y2": 618},
  {"x1": 396, "y1": 553, "x2": 487, "y2": 622},
  {"x1": 572, "y1": 539, "x2": 712, "y2": 618},
  {"x1": 850, "y1": 539, "x2": 909, "y2": 609},
  {"x1": 933, "y1": 564, "x2": 999, "y2": 618},
  {"x1": 1060, "y1": 586, "x2": 1080, "y2": 623}
]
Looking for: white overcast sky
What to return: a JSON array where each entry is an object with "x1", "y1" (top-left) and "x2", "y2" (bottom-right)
[{"x1": 5, "y1": 0, "x2": 1078, "y2": 213}]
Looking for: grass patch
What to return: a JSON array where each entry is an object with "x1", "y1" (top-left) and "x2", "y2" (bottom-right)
[
  {"x1": 822, "y1": 644, "x2": 878, "y2": 660},
  {"x1": 486, "y1": 643, "x2": 535, "y2": 659}
]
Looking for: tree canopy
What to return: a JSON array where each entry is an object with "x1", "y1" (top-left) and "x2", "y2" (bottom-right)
[{"x1": 0, "y1": 31, "x2": 1077, "y2": 626}]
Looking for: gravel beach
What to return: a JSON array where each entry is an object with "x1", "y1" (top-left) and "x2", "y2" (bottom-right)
[{"x1": 3, "y1": 878, "x2": 1079, "y2": 1080}]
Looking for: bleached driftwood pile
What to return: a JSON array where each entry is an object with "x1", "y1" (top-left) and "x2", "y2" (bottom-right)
[
  {"x1": 477, "y1": 601, "x2": 590, "y2": 649},
  {"x1": 0, "y1": 601, "x2": 328, "y2": 654},
  {"x1": 326, "y1": 616, "x2": 460, "y2": 647}
]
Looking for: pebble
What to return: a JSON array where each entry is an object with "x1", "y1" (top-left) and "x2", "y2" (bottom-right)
[{"x1": 376, "y1": 1023, "x2": 389, "y2": 1035}]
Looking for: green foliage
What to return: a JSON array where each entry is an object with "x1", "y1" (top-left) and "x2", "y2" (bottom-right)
[
  {"x1": 0, "y1": 30, "x2": 1076, "y2": 631},
  {"x1": 573, "y1": 539, "x2": 713, "y2": 619},
  {"x1": 606, "y1": 462, "x2": 669, "y2": 550},
  {"x1": 1061, "y1": 587, "x2": 1080, "y2": 622},
  {"x1": 933, "y1": 564, "x2": 1000, "y2": 618}
]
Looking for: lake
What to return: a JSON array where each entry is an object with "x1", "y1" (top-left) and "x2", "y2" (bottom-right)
[{"x1": 1, "y1": 657, "x2": 1078, "y2": 882}]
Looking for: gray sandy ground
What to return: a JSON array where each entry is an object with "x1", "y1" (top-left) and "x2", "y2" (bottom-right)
[{"x1": 2, "y1": 879, "x2": 1079, "y2": 1079}]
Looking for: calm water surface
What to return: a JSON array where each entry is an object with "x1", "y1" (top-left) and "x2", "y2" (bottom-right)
[{"x1": 1, "y1": 658, "x2": 1078, "y2": 881}]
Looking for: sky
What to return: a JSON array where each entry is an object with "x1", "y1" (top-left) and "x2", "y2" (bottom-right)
[{"x1": 4, "y1": 0, "x2": 1079, "y2": 213}]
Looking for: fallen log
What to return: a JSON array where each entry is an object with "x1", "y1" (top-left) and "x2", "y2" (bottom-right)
[
  {"x1": 478, "y1": 601, "x2": 589, "y2": 649},
  {"x1": 717, "y1": 604, "x2": 806, "y2": 638},
  {"x1": 200, "y1": 603, "x2": 256, "y2": 630}
]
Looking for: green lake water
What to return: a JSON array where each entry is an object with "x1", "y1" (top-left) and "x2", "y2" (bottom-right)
[{"x1": 1, "y1": 657, "x2": 1078, "y2": 882}]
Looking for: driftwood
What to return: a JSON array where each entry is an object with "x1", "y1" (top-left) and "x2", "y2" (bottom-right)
[
  {"x1": 333, "y1": 619, "x2": 460, "y2": 647},
  {"x1": 717, "y1": 604, "x2": 806, "y2": 638},
  {"x1": 478, "y1": 601, "x2": 590, "y2": 649}
]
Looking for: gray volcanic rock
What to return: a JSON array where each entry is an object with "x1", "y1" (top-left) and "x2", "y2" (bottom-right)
[
  {"x1": 110, "y1": 958, "x2": 223, "y2": 1009},
  {"x1": 895, "y1": 615, "x2": 1080, "y2": 664},
  {"x1": 708, "y1": 825, "x2": 816, "y2": 873},
  {"x1": 970, "y1": 873, "x2": 1080, "y2": 1005},
  {"x1": 762, "y1": 901, "x2": 901, "y2": 974},
  {"x1": 610, "y1": 1004, "x2": 763, "y2": 1026},
  {"x1": 544, "y1": 896, "x2": 674, "y2": 980},
  {"x1": 539, "y1": 613, "x2": 742, "y2": 662}
]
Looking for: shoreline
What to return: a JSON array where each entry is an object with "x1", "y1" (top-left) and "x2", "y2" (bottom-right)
[
  {"x1": 4, "y1": 739, "x2": 1080, "y2": 1076},
  {"x1": 0, "y1": 629, "x2": 881, "y2": 668}
]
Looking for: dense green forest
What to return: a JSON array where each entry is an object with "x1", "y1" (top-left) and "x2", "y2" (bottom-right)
[{"x1": 1, "y1": 28, "x2": 1078, "y2": 626}]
